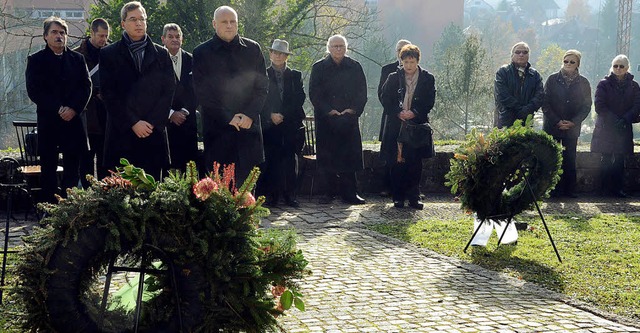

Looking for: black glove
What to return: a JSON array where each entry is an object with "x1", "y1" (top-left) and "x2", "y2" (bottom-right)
[{"x1": 615, "y1": 118, "x2": 628, "y2": 131}]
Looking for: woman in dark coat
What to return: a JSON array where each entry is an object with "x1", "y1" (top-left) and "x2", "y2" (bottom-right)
[
  {"x1": 590, "y1": 54, "x2": 640, "y2": 197},
  {"x1": 309, "y1": 34, "x2": 368, "y2": 205},
  {"x1": 542, "y1": 49, "x2": 592, "y2": 198},
  {"x1": 380, "y1": 44, "x2": 436, "y2": 209}
]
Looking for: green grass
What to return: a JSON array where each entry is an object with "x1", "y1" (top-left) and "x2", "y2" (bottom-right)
[{"x1": 368, "y1": 214, "x2": 640, "y2": 321}]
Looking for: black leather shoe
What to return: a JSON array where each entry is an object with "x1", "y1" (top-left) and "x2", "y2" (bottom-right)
[
  {"x1": 408, "y1": 201, "x2": 424, "y2": 210},
  {"x1": 614, "y1": 191, "x2": 629, "y2": 198},
  {"x1": 342, "y1": 194, "x2": 366, "y2": 205},
  {"x1": 285, "y1": 199, "x2": 300, "y2": 208},
  {"x1": 566, "y1": 192, "x2": 578, "y2": 198},
  {"x1": 264, "y1": 198, "x2": 278, "y2": 207},
  {"x1": 393, "y1": 201, "x2": 404, "y2": 208}
]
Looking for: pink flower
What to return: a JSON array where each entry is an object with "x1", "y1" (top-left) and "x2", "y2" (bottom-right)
[
  {"x1": 271, "y1": 285, "x2": 286, "y2": 297},
  {"x1": 236, "y1": 191, "x2": 256, "y2": 207},
  {"x1": 193, "y1": 177, "x2": 218, "y2": 201}
]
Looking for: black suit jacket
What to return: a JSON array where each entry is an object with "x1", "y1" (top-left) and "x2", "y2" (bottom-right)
[
  {"x1": 26, "y1": 45, "x2": 91, "y2": 154},
  {"x1": 167, "y1": 49, "x2": 198, "y2": 169},
  {"x1": 100, "y1": 37, "x2": 176, "y2": 173},
  {"x1": 261, "y1": 66, "x2": 306, "y2": 151},
  {"x1": 377, "y1": 61, "x2": 400, "y2": 140},
  {"x1": 192, "y1": 34, "x2": 268, "y2": 172}
]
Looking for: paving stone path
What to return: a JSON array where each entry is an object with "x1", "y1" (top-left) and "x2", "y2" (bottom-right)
[
  {"x1": 263, "y1": 196, "x2": 640, "y2": 333},
  {"x1": 3, "y1": 195, "x2": 640, "y2": 332}
]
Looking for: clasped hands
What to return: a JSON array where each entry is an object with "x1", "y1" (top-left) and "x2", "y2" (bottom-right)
[
  {"x1": 398, "y1": 110, "x2": 416, "y2": 121},
  {"x1": 169, "y1": 108, "x2": 189, "y2": 126},
  {"x1": 556, "y1": 120, "x2": 575, "y2": 131},
  {"x1": 328, "y1": 109, "x2": 356, "y2": 116},
  {"x1": 58, "y1": 106, "x2": 77, "y2": 121},
  {"x1": 229, "y1": 113, "x2": 253, "y2": 131}
]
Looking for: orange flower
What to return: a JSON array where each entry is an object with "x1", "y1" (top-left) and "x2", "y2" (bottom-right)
[{"x1": 454, "y1": 153, "x2": 468, "y2": 161}]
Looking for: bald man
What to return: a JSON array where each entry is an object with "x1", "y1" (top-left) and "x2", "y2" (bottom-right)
[{"x1": 192, "y1": 5, "x2": 268, "y2": 183}]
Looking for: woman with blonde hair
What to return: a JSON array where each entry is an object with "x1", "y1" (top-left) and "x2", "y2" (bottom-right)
[{"x1": 542, "y1": 49, "x2": 592, "y2": 197}]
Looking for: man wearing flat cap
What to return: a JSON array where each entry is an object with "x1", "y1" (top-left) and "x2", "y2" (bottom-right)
[
  {"x1": 192, "y1": 5, "x2": 268, "y2": 183},
  {"x1": 257, "y1": 39, "x2": 306, "y2": 208}
]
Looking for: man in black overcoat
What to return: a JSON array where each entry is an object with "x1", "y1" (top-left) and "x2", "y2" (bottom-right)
[
  {"x1": 74, "y1": 18, "x2": 110, "y2": 186},
  {"x1": 192, "y1": 5, "x2": 268, "y2": 184},
  {"x1": 377, "y1": 39, "x2": 411, "y2": 197},
  {"x1": 100, "y1": 1, "x2": 176, "y2": 180},
  {"x1": 26, "y1": 16, "x2": 91, "y2": 203},
  {"x1": 161, "y1": 23, "x2": 198, "y2": 172},
  {"x1": 309, "y1": 34, "x2": 368, "y2": 205},
  {"x1": 257, "y1": 39, "x2": 306, "y2": 208}
]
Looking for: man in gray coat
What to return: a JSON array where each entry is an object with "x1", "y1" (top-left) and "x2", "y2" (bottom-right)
[
  {"x1": 309, "y1": 34, "x2": 368, "y2": 205},
  {"x1": 193, "y1": 5, "x2": 268, "y2": 183}
]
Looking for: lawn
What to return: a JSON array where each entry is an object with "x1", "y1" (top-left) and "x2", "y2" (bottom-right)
[{"x1": 368, "y1": 213, "x2": 640, "y2": 322}]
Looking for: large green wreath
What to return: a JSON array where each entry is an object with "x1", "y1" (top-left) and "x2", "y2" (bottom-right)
[
  {"x1": 445, "y1": 117, "x2": 563, "y2": 220},
  {"x1": 10, "y1": 160, "x2": 309, "y2": 332}
]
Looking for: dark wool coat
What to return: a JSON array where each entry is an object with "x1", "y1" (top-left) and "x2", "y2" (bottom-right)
[
  {"x1": 167, "y1": 49, "x2": 198, "y2": 169},
  {"x1": 542, "y1": 71, "x2": 592, "y2": 138},
  {"x1": 100, "y1": 38, "x2": 176, "y2": 172},
  {"x1": 380, "y1": 67, "x2": 436, "y2": 165},
  {"x1": 261, "y1": 66, "x2": 306, "y2": 153},
  {"x1": 25, "y1": 45, "x2": 91, "y2": 154},
  {"x1": 309, "y1": 55, "x2": 367, "y2": 173},
  {"x1": 377, "y1": 61, "x2": 400, "y2": 140},
  {"x1": 74, "y1": 38, "x2": 107, "y2": 136},
  {"x1": 192, "y1": 34, "x2": 268, "y2": 172},
  {"x1": 591, "y1": 73, "x2": 640, "y2": 154},
  {"x1": 494, "y1": 62, "x2": 544, "y2": 128}
]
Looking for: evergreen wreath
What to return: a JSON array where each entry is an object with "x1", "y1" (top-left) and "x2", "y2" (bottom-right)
[
  {"x1": 10, "y1": 160, "x2": 309, "y2": 333},
  {"x1": 445, "y1": 117, "x2": 563, "y2": 220}
]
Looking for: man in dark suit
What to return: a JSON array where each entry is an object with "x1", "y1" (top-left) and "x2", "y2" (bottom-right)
[
  {"x1": 100, "y1": 1, "x2": 176, "y2": 179},
  {"x1": 192, "y1": 5, "x2": 268, "y2": 184},
  {"x1": 377, "y1": 39, "x2": 411, "y2": 197},
  {"x1": 161, "y1": 23, "x2": 198, "y2": 172},
  {"x1": 26, "y1": 16, "x2": 91, "y2": 203},
  {"x1": 74, "y1": 18, "x2": 110, "y2": 186},
  {"x1": 257, "y1": 39, "x2": 306, "y2": 208}
]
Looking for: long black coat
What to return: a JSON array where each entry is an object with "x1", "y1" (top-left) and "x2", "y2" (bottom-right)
[
  {"x1": 309, "y1": 55, "x2": 367, "y2": 173},
  {"x1": 591, "y1": 73, "x2": 640, "y2": 154},
  {"x1": 494, "y1": 62, "x2": 544, "y2": 128},
  {"x1": 167, "y1": 49, "x2": 198, "y2": 169},
  {"x1": 74, "y1": 38, "x2": 107, "y2": 136},
  {"x1": 100, "y1": 37, "x2": 176, "y2": 172},
  {"x1": 380, "y1": 67, "x2": 436, "y2": 165},
  {"x1": 542, "y1": 71, "x2": 592, "y2": 139},
  {"x1": 261, "y1": 66, "x2": 306, "y2": 152},
  {"x1": 25, "y1": 45, "x2": 91, "y2": 154},
  {"x1": 377, "y1": 61, "x2": 400, "y2": 140},
  {"x1": 192, "y1": 34, "x2": 268, "y2": 172}
]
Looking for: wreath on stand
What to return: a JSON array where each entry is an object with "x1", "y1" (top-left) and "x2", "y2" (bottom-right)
[
  {"x1": 10, "y1": 160, "x2": 309, "y2": 333},
  {"x1": 445, "y1": 117, "x2": 563, "y2": 220}
]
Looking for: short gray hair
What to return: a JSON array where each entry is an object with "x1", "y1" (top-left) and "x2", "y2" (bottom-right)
[
  {"x1": 395, "y1": 39, "x2": 411, "y2": 53},
  {"x1": 213, "y1": 6, "x2": 238, "y2": 21},
  {"x1": 162, "y1": 23, "x2": 182, "y2": 37},
  {"x1": 510, "y1": 41, "x2": 530, "y2": 56},
  {"x1": 43, "y1": 16, "x2": 68, "y2": 36},
  {"x1": 326, "y1": 34, "x2": 348, "y2": 53},
  {"x1": 120, "y1": 1, "x2": 145, "y2": 22}
]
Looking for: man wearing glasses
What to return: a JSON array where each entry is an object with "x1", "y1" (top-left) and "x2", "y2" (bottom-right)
[
  {"x1": 100, "y1": 1, "x2": 176, "y2": 179},
  {"x1": 494, "y1": 41, "x2": 544, "y2": 128}
]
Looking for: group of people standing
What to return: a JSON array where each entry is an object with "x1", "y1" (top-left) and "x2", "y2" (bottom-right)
[
  {"x1": 496, "y1": 42, "x2": 640, "y2": 198},
  {"x1": 24, "y1": 1, "x2": 638, "y2": 207}
]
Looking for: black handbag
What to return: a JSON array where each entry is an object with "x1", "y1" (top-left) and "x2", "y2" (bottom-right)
[{"x1": 397, "y1": 120, "x2": 433, "y2": 149}]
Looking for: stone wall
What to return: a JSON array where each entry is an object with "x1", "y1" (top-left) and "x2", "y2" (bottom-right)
[{"x1": 299, "y1": 146, "x2": 640, "y2": 195}]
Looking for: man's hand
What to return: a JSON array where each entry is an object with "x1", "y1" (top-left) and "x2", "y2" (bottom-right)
[
  {"x1": 271, "y1": 113, "x2": 284, "y2": 125},
  {"x1": 169, "y1": 110, "x2": 187, "y2": 126},
  {"x1": 132, "y1": 120, "x2": 154, "y2": 138},
  {"x1": 398, "y1": 110, "x2": 415, "y2": 121},
  {"x1": 328, "y1": 109, "x2": 340, "y2": 116},
  {"x1": 58, "y1": 106, "x2": 77, "y2": 121},
  {"x1": 557, "y1": 120, "x2": 575, "y2": 130},
  {"x1": 229, "y1": 113, "x2": 253, "y2": 131},
  {"x1": 339, "y1": 108, "x2": 356, "y2": 115}
]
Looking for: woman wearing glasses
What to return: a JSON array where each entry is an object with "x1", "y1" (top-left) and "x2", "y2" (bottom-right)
[
  {"x1": 591, "y1": 54, "x2": 640, "y2": 197},
  {"x1": 542, "y1": 50, "x2": 592, "y2": 198}
]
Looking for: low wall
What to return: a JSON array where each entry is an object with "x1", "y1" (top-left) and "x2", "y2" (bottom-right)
[{"x1": 299, "y1": 144, "x2": 640, "y2": 195}]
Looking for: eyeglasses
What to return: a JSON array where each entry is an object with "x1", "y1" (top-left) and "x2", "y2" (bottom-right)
[
  {"x1": 330, "y1": 45, "x2": 346, "y2": 49},
  {"x1": 613, "y1": 64, "x2": 626, "y2": 69},
  {"x1": 563, "y1": 60, "x2": 576, "y2": 64},
  {"x1": 126, "y1": 17, "x2": 147, "y2": 23},
  {"x1": 514, "y1": 50, "x2": 529, "y2": 55}
]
